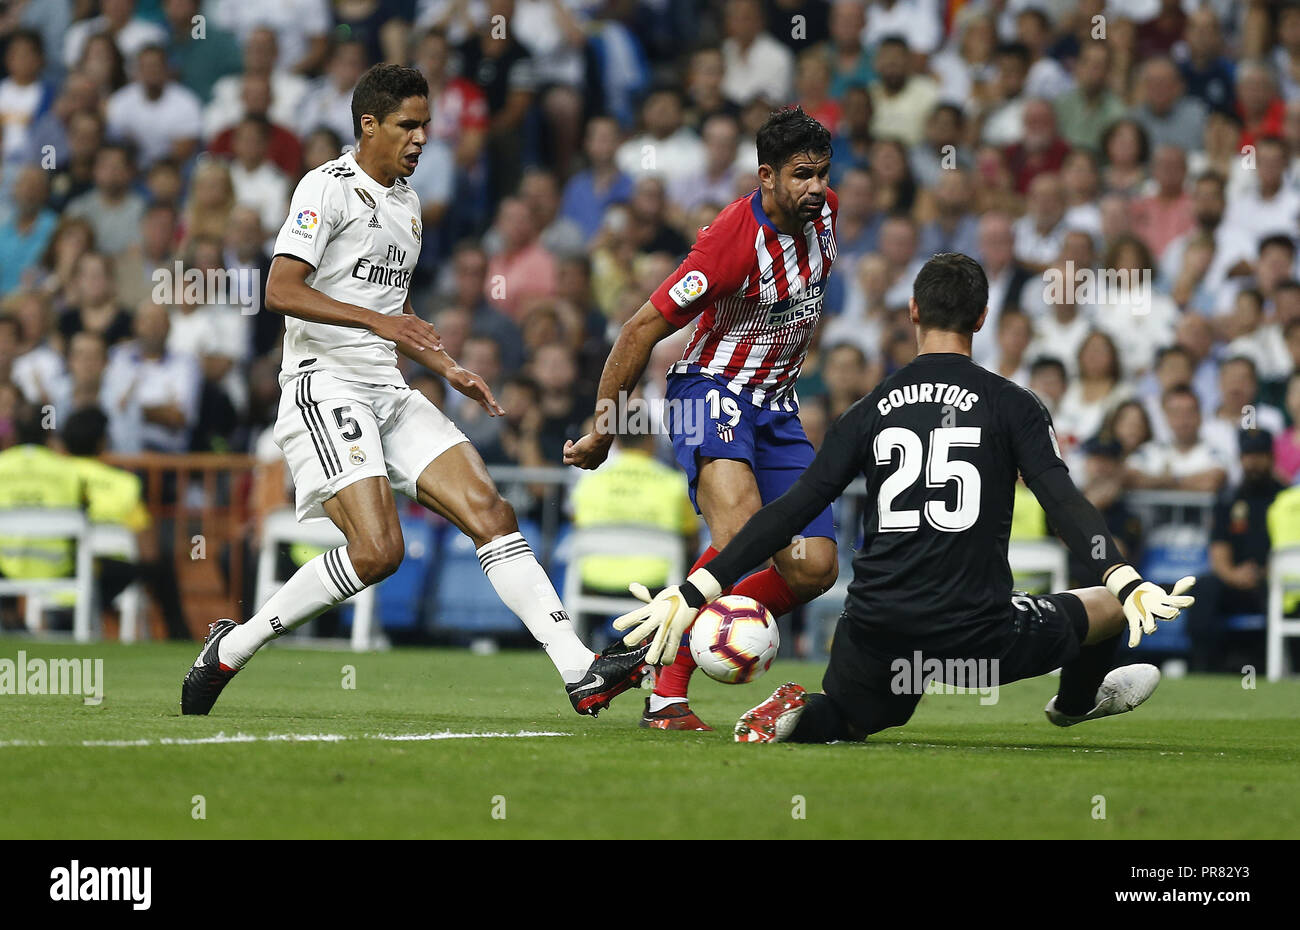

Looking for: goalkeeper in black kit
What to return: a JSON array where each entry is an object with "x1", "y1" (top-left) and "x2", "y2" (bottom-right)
[{"x1": 612, "y1": 253, "x2": 1196, "y2": 743}]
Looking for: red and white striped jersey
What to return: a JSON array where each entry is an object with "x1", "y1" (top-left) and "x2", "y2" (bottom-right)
[{"x1": 649, "y1": 188, "x2": 838, "y2": 409}]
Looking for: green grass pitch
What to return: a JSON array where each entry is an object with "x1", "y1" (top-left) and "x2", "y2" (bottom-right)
[{"x1": 2, "y1": 640, "x2": 1298, "y2": 839}]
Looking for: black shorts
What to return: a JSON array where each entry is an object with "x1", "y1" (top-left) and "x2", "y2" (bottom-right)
[{"x1": 821, "y1": 591, "x2": 1090, "y2": 737}]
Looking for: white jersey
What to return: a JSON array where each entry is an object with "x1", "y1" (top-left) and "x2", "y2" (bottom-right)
[{"x1": 273, "y1": 151, "x2": 423, "y2": 388}]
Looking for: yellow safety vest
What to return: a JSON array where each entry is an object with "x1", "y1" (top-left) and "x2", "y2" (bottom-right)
[
  {"x1": 570, "y1": 450, "x2": 698, "y2": 591},
  {"x1": 0, "y1": 445, "x2": 85, "y2": 579}
]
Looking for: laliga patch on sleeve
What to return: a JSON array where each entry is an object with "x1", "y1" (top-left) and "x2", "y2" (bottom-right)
[
  {"x1": 668, "y1": 271, "x2": 708, "y2": 308},
  {"x1": 1048, "y1": 425, "x2": 1062, "y2": 458}
]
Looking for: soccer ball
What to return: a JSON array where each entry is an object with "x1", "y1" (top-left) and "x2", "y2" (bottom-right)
[{"x1": 688, "y1": 595, "x2": 779, "y2": 684}]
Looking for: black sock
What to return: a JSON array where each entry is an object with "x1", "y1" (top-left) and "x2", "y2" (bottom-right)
[
  {"x1": 788, "y1": 692, "x2": 858, "y2": 743},
  {"x1": 1056, "y1": 634, "x2": 1122, "y2": 716}
]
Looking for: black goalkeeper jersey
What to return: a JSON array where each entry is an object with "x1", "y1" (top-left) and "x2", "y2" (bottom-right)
[{"x1": 708, "y1": 352, "x2": 1070, "y2": 643}]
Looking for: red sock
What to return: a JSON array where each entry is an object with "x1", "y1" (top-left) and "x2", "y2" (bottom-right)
[
  {"x1": 653, "y1": 546, "x2": 731, "y2": 699},
  {"x1": 731, "y1": 566, "x2": 800, "y2": 618}
]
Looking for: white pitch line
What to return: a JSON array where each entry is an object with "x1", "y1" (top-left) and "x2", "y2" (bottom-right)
[{"x1": 0, "y1": 730, "x2": 571, "y2": 749}]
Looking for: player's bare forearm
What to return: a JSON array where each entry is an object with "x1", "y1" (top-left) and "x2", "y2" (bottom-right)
[
  {"x1": 266, "y1": 256, "x2": 441, "y2": 351},
  {"x1": 398, "y1": 342, "x2": 505, "y2": 417},
  {"x1": 563, "y1": 302, "x2": 676, "y2": 468}
]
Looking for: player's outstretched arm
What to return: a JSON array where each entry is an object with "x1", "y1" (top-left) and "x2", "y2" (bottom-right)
[
  {"x1": 614, "y1": 399, "x2": 871, "y2": 663},
  {"x1": 265, "y1": 255, "x2": 442, "y2": 353},
  {"x1": 563, "y1": 300, "x2": 676, "y2": 470},
  {"x1": 1026, "y1": 465, "x2": 1195, "y2": 646},
  {"x1": 395, "y1": 299, "x2": 505, "y2": 416}
]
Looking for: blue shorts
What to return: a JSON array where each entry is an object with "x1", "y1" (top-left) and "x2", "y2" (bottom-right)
[{"x1": 664, "y1": 374, "x2": 835, "y2": 541}]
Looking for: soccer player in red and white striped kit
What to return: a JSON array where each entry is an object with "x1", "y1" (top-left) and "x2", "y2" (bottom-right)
[{"x1": 565, "y1": 107, "x2": 841, "y2": 729}]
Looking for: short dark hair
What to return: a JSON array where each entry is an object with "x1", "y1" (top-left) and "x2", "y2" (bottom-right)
[
  {"x1": 7, "y1": 28, "x2": 44, "y2": 59},
  {"x1": 1260, "y1": 233, "x2": 1296, "y2": 257},
  {"x1": 14, "y1": 401, "x2": 48, "y2": 447},
  {"x1": 1162, "y1": 384, "x2": 1200, "y2": 409},
  {"x1": 62, "y1": 406, "x2": 108, "y2": 457},
  {"x1": 995, "y1": 41, "x2": 1032, "y2": 67},
  {"x1": 755, "y1": 106, "x2": 831, "y2": 172},
  {"x1": 1030, "y1": 356, "x2": 1066, "y2": 380},
  {"x1": 351, "y1": 63, "x2": 428, "y2": 139},
  {"x1": 912, "y1": 253, "x2": 989, "y2": 334}
]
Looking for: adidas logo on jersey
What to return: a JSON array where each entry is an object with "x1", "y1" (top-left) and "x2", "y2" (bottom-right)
[{"x1": 368, "y1": 213, "x2": 382, "y2": 228}]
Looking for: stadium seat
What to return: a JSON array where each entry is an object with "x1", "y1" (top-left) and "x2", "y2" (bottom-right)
[
  {"x1": 339, "y1": 516, "x2": 436, "y2": 634},
  {"x1": 559, "y1": 524, "x2": 686, "y2": 641},
  {"x1": 0, "y1": 508, "x2": 96, "y2": 641}
]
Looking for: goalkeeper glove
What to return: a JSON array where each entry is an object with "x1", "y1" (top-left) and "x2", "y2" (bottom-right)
[
  {"x1": 1105, "y1": 565, "x2": 1196, "y2": 648},
  {"x1": 612, "y1": 568, "x2": 723, "y2": 666}
]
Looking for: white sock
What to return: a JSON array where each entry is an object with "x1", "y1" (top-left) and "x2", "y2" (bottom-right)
[
  {"x1": 219, "y1": 546, "x2": 365, "y2": 668},
  {"x1": 648, "y1": 694, "x2": 688, "y2": 713},
  {"x1": 476, "y1": 532, "x2": 594, "y2": 683}
]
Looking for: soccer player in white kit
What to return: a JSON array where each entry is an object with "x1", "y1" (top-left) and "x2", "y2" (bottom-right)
[{"x1": 182, "y1": 64, "x2": 650, "y2": 716}]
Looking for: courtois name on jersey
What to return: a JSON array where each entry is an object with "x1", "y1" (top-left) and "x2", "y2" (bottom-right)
[{"x1": 272, "y1": 152, "x2": 423, "y2": 387}]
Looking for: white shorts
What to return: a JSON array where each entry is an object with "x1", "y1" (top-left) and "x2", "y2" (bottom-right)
[{"x1": 275, "y1": 369, "x2": 468, "y2": 521}]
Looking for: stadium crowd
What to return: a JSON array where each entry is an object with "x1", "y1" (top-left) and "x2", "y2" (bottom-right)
[{"x1": 1, "y1": 0, "x2": 1300, "y2": 666}]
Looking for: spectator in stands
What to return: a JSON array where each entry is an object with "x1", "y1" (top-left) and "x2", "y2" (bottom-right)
[
  {"x1": 208, "y1": 0, "x2": 331, "y2": 77},
  {"x1": 864, "y1": 0, "x2": 943, "y2": 59},
  {"x1": 1028, "y1": 356, "x2": 1067, "y2": 418},
  {"x1": 868, "y1": 137, "x2": 916, "y2": 214},
  {"x1": 479, "y1": 374, "x2": 544, "y2": 468},
  {"x1": 929, "y1": 8, "x2": 995, "y2": 108},
  {"x1": 63, "y1": 0, "x2": 166, "y2": 71},
  {"x1": 206, "y1": 74, "x2": 304, "y2": 178},
  {"x1": 58, "y1": 251, "x2": 132, "y2": 348},
  {"x1": 49, "y1": 331, "x2": 108, "y2": 424},
  {"x1": 1224, "y1": 288, "x2": 1288, "y2": 383},
  {"x1": 667, "y1": 113, "x2": 745, "y2": 219},
  {"x1": 105, "y1": 45, "x2": 202, "y2": 168},
  {"x1": 114, "y1": 204, "x2": 178, "y2": 313},
  {"x1": 299, "y1": 39, "x2": 369, "y2": 148},
  {"x1": 1161, "y1": 170, "x2": 1230, "y2": 292},
  {"x1": 1217, "y1": 140, "x2": 1300, "y2": 283},
  {"x1": 455, "y1": 3, "x2": 537, "y2": 199},
  {"x1": 876, "y1": 213, "x2": 925, "y2": 309},
  {"x1": 1133, "y1": 56, "x2": 1209, "y2": 153},
  {"x1": 989, "y1": 308, "x2": 1032, "y2": 387},
  {"x1": 0, "y1": 165, "x2": 57, "y2": 298},
  {"x1": 204, "y1": 27, "x2": 311, "y2": 139},
  {"x1": 301, "y1": 126, "x2": 343, "y2": 173},
  {"x1": 972, "y1": 210, "x2": 1033, "y2": 367},
  {"x1": 9, "y1": 291, "x2": 63, "y2": 406},
  {"x1": 76, "y1": 32, "x2": 129, "y2": 98},
  {"x1": 438, "y1": 240, "x2": 524, "y2": 372},
  {"x1": 161, "y1": 0, "x2": 242, "y2": 105},
  {"x1": 28, "y1": 78, "x2": 102, "y2": 209},
  {"x1": 615, "y1": 87, "x2": 706, "y2": 187},
  {"x1": 819, "y1": 342, "x2": 876, "y2": 421},
  {"x1": 869, "y1": 35, "x2": 939, "y2": 148},
  {"x1": 980, "y1": 41, "x2": 1032, "y2": 148},
  {"x1": 1138, "y1": 344, "x2": 1195, "y2": 442},
  {"x1": 530, "y1": 342, "x2": 583, "y2": 463},
  {"x1": 1130, "y1": 145, "x2": 1194, "y2": 262},
  {"x1": 1176, "y1": 7, "x2": 1236, "y2": 114},
  {"x1": 1099, "y1": 118, "x2": 1150, "y2": 198},
  {"x1": 1055, "y1": 329, "x2": 1131, "y2": 455},
  {"x1": 178, "y1": 157, "x2": 235, "y2": 246},
  {"x1": 101, "y1": 301, "x2": 200, "y2": 453},
  {"x1": 829, "y1": 84, "x2": 872, "y2": 185},
  {"x1": 561, "y1": 115, "x2": 634, "y2": 244},
  {"x1": 64, "y1": 144, "x2": 145, "y2": 257},
  {"x1": 822, "y1": 0, "x2": 875, "y2": 99},
  {"x1": 625, "y1": 176, "x2": 687, "y2": 259},
  {"x1": 1204, "y1": 356, "x2": 1287, "y2": 481},
  {"x1": 1053, "y1": 40, "x2": 1127, "y2": 153},
  {"x1": 721, "y1": 0, "x2": 794, "y2": 106},
  {"x1": 916, "y1": 168, "x2": 979, "y2": 262},
  {"x1": 484, "y1": 196, "x2": 559, "y2": 320},
  {"x1": 908, "y1": 103, "x2": 967, "y2": 191},
  {"x1": 226, "y1": 115, "x2": 291, "y2": 236},
  {"x1": 1274, "y1": 371, "x2": 1300, "y2": 484},
  {"x1": 515, "y1": 168, "x2": 584, "y2": 259},
  {"x1": 1004, "y1": 98, "x2": 1070, "y2": 197},
  {"x1": 0, "y1": 317, "x2": 20, "y2": 388},
  {"x1": 1190, "y1": 428, "x2": 1282, "y2": 672},
  {"x1": 1127, "y1": 385, "x2": 1229, "y2": 492},
  {"x1": 1012, "y1": 171, "x2": 1067, "y2": 273},
  {"x1": 0, "y1": 29, "x2": 54, "y2": 165},
  {"x1": 1235, "y1": 59, "x2": 1286, "y2": 151},
  {"x1": 1104, "y1": 399, "x2": 1156, "y2": 463}
]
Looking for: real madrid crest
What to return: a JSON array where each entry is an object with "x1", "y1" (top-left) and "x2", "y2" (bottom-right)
[
  {"x1": 411, "y1": 216, "x2": 421, "y2": 242},
  {"x1": 349, "y1": 445, "x2": 366, "y2": 466}
]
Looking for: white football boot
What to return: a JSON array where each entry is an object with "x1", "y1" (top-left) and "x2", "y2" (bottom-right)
[{"x1": 1044, "y1": 663, "x2": 1161, "y2": 727}]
